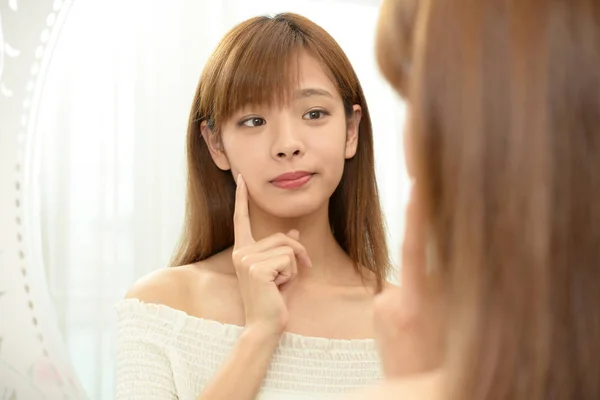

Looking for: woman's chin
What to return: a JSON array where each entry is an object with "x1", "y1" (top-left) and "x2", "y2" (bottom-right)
[
  {"x1": 259, "y1": 199, "x2": 327, "y2": 220},
  {"x1": 266, "y1": 205, "x2": 323, "y2": 220}
]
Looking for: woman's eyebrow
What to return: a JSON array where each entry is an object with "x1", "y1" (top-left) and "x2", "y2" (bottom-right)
[{"x1": 294, "y1": 88, "x2": 334, "y2": 99}]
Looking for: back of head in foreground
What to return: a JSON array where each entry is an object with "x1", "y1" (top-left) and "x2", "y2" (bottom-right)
[{"x1": 376, "y1": 0, "x2": 600, "y2": 399}]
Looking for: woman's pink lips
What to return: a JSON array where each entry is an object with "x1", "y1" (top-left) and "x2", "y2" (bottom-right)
[{"x1": 270, "y1": 173, "x2": 314, "y2": 189}]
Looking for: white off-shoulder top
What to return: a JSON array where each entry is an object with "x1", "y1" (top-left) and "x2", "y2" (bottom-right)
[{"x1": 114, "y1": 298, "x2": 383, "y2": 400}]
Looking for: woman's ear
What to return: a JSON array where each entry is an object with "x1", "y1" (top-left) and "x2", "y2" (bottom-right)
[
  {"x1": 345, "y1": 105, "x2": 362, "y2": 159},
  {"x1": 201, "y1": 121, "x2": 231, "y2": 171}
]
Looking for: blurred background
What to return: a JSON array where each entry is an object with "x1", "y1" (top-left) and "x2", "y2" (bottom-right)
[{"x1": 0, "y1": 0, "x2": 408, "y2": 398}]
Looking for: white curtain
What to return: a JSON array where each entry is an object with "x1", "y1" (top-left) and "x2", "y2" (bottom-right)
[{"x1": 35, "y1": 0, "x2": 408, "y2": 398}]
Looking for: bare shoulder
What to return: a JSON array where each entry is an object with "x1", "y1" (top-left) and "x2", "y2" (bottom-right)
[
  {"x1": 124, "y1": 247, "x2": 242, "y2": 320},
  {"x1": 123, "y1": 264, "x2": 197, "y2": 312},
  {"x1": 344, "y1": 371, "x2": 444, "y2": 400}
]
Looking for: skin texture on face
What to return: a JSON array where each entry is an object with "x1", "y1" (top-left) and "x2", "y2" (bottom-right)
[{"x1": 204, "y1": 50, "x2": 362, "y2": 220}]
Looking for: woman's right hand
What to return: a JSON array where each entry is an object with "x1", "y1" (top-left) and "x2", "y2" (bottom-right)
[{"x1": 231, "y1": 174, "x2": 312, "y2": 337}]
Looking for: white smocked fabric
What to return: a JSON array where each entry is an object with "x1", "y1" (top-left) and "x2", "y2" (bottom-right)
[{"x1": 114, "y1": 298, "x2": 383, "y2": 400}]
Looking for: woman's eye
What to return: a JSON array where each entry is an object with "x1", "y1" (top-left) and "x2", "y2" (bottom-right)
[
  {"x1": 241, "y1": 117, "x2": 266, "y2": 127},
  {"x1": 303, "y1": 110, "x2": 328, "y2": 120}
]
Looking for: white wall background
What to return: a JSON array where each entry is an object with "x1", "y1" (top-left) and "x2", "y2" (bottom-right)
[{"x1": 23, "y1": 0, "x2": 409, "y2": 398}]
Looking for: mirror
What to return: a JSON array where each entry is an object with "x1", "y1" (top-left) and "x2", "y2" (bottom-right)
[
  {"x1": 1, "y1": 1, "x2": 89, "y2": 398},
  {"x1": 0, "y1": 0, "x2": 408, "y2": 398}
]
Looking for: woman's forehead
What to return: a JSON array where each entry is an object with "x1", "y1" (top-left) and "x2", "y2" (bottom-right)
[{"x1": 216, "y1": 51, "x2": 341, "y2": 119}]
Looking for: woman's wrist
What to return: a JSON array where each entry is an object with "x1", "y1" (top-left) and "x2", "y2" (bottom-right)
[{"x1": 240, "y1": 324, "x2": 282, "y2": 350}]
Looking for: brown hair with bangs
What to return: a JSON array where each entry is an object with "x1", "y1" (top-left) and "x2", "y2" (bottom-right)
[
  {"x1": 171, "y1": 12, "x2": 391, "y2": 290},
  {"x1": 377, "y1": 0, "x2": 600, "y2": 399}
]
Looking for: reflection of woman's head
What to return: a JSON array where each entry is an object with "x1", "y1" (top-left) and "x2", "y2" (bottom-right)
[
  {"x1": 377, "y1": 0, "x2": 600, "y2": 398},
  {"x1": 172, "y1": 13, "x2": 390, "y2": 289}
]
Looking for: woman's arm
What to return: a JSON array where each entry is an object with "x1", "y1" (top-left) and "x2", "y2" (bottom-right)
[
  {"x1": 343, "y1": 372, "x2": 444, "y2": 400},
  {"x1": 116, "y1": 341, "x2": 178, "y2": 399},
  {"x1": 195, "y1": 327, "x2": 279, "y2": 400},
  {"x1": 115, "y1": 299, "x2": 178, "y2": 400}
]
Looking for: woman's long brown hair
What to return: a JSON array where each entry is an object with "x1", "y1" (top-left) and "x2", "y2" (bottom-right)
[
  {"x1": 170, "y1": 13, "x2": 391, "y2": 290},
  {"x1": 377, "y1": 0, "x2": 600, "y2": 398}
]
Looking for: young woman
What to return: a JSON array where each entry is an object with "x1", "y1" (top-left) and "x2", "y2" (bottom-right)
[
  {"x1": 115, "y1": 12, "x2": 392, "y2": 400},
  {"x1": 351, "y1": 0, "x2": 600, "y2": 398}
]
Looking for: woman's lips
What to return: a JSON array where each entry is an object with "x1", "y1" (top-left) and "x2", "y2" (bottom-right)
[{"x1": 270, "y1": 171, "x2": 314, "y2": 189}]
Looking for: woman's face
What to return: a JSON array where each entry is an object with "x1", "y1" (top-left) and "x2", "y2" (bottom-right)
[{"x1": 206, "y1": 50, "x2": 361, "y2": 219}]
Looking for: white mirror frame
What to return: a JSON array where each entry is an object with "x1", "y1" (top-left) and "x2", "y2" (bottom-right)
[{"x1": 0, "y1": 0, "x2": 88, "y2": 398}]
